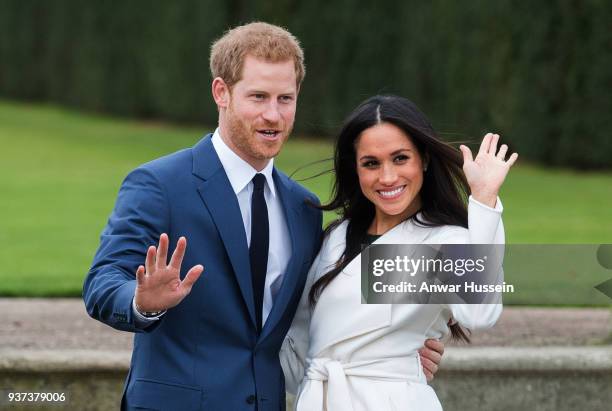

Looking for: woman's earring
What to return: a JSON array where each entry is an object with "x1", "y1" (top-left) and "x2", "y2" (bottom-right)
[{"x1": 424, "y1": 164, "x2": 428, "y2": 172}]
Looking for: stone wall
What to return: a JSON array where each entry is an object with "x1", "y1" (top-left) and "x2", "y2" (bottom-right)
[{"x1": 1, "y1": 347, "x2": 610, "y2": 410}]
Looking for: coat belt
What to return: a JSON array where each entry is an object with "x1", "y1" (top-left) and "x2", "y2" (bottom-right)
[{"x1": 295, "y1": 356, "x2": 425, "y2": 411}]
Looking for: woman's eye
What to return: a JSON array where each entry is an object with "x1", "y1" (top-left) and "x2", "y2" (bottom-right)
[
  {"x1": 394, "y1": 155, "x2": 409, "y2": 163},
  {"x1": 362, "y1": 160, "x2": 379, "y2": 168}
]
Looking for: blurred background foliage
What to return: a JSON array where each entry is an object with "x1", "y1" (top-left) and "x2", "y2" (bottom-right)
[
  {"x1": 1, "y1": 100, "x2": 611, "y2": 297},
  {"x1": 0, "y1": 0, "x2": 610, "y2": 169},
  {"x1": 0, "y1": 1, "x2": 611, "y2": 298}
]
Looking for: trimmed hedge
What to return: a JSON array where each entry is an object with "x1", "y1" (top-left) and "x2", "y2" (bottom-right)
[{"x1": 1, "y1": 0, "x2": 610, "y2": 168}]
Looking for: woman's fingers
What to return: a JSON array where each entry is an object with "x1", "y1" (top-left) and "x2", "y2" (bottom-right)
[
  {"x1": 478, "y1": 133, "x2": 492, "y2": 157},
  {"x1": 488, "y1": 133, "x2": 500, "y2": 155},
  {"x1": 156, "y1": 233, "x2": 169, "y2": 269},
  {"x1": 473, "y1": 132, "x2": 518, "y2": 167},
  {"x1": 169, "y1": 236, "x2": 187, "y2": 270},
  {"x1": 506, "y1": 152, "x2": 519, "y2": 167},
  {"x1": 497, "y1": 144, "x2": 508, "y2": 160},
  {"x1": 145, "y1": 245, "x2": 156, "y2": 274},
  {"x1": 459, "y1": 144, "x2": 473, "y2": 165}
]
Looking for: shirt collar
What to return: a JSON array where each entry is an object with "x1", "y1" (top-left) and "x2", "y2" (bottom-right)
[{"x1": 211, "y1": 128, "x2": 277, "y2": 197}]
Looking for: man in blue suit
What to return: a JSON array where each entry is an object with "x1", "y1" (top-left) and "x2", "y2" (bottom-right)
[{"x1": 83, "y1": 22, "x2": 443, "y2": 410}]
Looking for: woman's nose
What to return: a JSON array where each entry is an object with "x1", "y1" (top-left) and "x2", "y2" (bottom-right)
[{"x1": 379, "y1": 164, "x2": 398, "y2": 185}]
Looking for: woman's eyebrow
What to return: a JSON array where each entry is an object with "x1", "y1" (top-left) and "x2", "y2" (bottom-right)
[
  {"x1": 359, "y1": 155, "x2": 378, "y2": 161},
  {"x1": 390, "y1": 148, "x2": 412, "y2": 155},
  {"x1": 359, "y1": 149, "x2": 413, "y2": 161}
]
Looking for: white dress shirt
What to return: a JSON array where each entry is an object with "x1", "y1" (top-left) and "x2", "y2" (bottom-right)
[{"x1": 133, "y1": 128, "x2": 292, "y2": 326}]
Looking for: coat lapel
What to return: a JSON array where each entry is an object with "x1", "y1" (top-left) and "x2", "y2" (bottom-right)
[
  {"x1": 259, "y1": 170, "x2": 305, "y2": 342},
  {"x1": 309, "y1": 220, "x2": 432, "y2": 356},
  {"x1": 192, "y1": 135, "x2": 256, "y2": 329}
]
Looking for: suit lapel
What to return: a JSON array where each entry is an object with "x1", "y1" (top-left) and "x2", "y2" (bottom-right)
[
  {"x1": 192, "y1": 136, "x2": 256, "y2": 329},
  {"x1": 259, "y1": 170, "x2": 305, "y2": 341}
]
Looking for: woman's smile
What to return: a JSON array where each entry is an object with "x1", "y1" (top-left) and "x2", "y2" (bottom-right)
[{"x1": 376, "y1": 184, "x2": 407, "y2": 199}]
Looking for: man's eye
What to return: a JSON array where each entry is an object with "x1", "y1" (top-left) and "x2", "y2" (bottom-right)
[
  {"x1": 280, "y1": 95, "x2": 294, "y2": 103},
  {"x1": 253, "y1": 94, "x2": 265, "y2": 100}
]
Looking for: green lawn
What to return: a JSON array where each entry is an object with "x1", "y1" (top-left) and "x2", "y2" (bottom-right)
[{"x1": 1, "y1": 100, "x2": 611, "y2": 303}]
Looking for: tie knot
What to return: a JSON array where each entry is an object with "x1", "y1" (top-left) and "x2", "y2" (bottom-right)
[{"x1": 252, "y1": 173, "x2": 266, "y2": 192}]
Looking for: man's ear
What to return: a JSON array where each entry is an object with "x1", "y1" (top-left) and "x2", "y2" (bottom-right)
[{"x1": 212, "y1": 77, "x2": 230, "y2": 109}]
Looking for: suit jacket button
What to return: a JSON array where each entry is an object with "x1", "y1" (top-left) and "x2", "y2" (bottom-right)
[{"x1": 246, "y1": 394, "x2": 256, "y2": 404}]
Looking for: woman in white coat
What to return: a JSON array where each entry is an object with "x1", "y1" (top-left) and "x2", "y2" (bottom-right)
[{"x1": 281, "y1": 95, "x2": 517, "y2": 410}]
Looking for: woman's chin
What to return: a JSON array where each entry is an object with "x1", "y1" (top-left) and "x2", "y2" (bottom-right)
[
  {"x1": 373, "y1": 198, "x2": 420, "y2": 220},
  {"x1": 376, "y1": 205, "x2": 408, "y2": 218}
]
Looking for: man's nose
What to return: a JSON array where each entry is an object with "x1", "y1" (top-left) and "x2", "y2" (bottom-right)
[{"x1": 261, "y1": 101, "x2": 281, "y2": 123}]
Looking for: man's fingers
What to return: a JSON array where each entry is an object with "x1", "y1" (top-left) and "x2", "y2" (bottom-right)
[
  {"x1": 145, "y1": 246, "x2": 156, "y2": 274},
  {"x1": 489, "y1": 133, "x2": 500, "y2": 155},
  {"x1": 169, "y1": 237, "x2": 187, "y2": 270},
  {"x1": 497, "y1": 144, "x2": 508, "y2": 160},
  {"x1": 420, "y1": 355, "x2": 435, "y2": 382},
  {"x1": 419, "y1": 346, "x2": 442, "y2": 366},
  {"x1": 136, "y1": 265, "x2": 145, "y2": 284},
  {"x1": 420, "y1": 355, "x2": 439, "y2": 377},
  {"x1": 156, "y1": 233, "x2": 169, "y2": 269},
  {"x1": 506, "y1": 152, "x2": 518, "y2": 167},
  {"x1": 424, "y1": 338, "x2": 445, "y2": 356},
  {"x1": 478, "y1": 133, "x2": 492, "y2": 156},
  {"x1": 181, "y1": 265, "x2": 204, "y2": 291},
  {"x1": 419, "y1": 338, "x2": 443, "y2": 381},
  {"x1": 459, "y1": 145, "x2": 473, "y2": 165},
  {"x1": 423, "y1": 368, "x2": 434, "y2": 382}
]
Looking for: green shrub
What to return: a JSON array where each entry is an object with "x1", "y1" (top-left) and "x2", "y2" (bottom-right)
[{"x1": 0, "y1": 0, "x2": 609, "y2": 168}]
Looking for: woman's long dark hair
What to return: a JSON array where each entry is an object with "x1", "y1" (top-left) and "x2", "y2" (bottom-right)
[{"x1": 310, "y1": 95, "x2": 472, "y2": 342}]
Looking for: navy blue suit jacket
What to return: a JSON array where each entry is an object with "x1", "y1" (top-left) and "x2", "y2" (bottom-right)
[{"x1": 83, "y1": 135, "x2": 323, "y2": 410}]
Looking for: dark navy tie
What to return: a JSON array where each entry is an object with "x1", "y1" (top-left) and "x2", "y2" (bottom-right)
[{"x1": 249, "y1": 173, "x2": 269, "y2": 333}]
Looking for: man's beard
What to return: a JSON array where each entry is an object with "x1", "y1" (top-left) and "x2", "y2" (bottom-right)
[{"x1": 225, "y1": 106, "x2": 291, "y2": 161}]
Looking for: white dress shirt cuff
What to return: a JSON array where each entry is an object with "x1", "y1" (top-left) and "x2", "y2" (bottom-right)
[{"x1": 132, "y1": 297, "x2": 166, "y2": 328}]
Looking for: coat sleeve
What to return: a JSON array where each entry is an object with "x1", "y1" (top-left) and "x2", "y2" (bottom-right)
[
  {"x1": 82, "y1": 166, "x2": 169, "y2": 333},
  {"x1": 280, "y1": 234, "x2": 329, "y2": 395},
  {"x1": 468, "y1": 195, "x2": 504, "y2": 245},
  {"x1": 439, "y1": 196, "x2": 505, "y2": 330}
]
